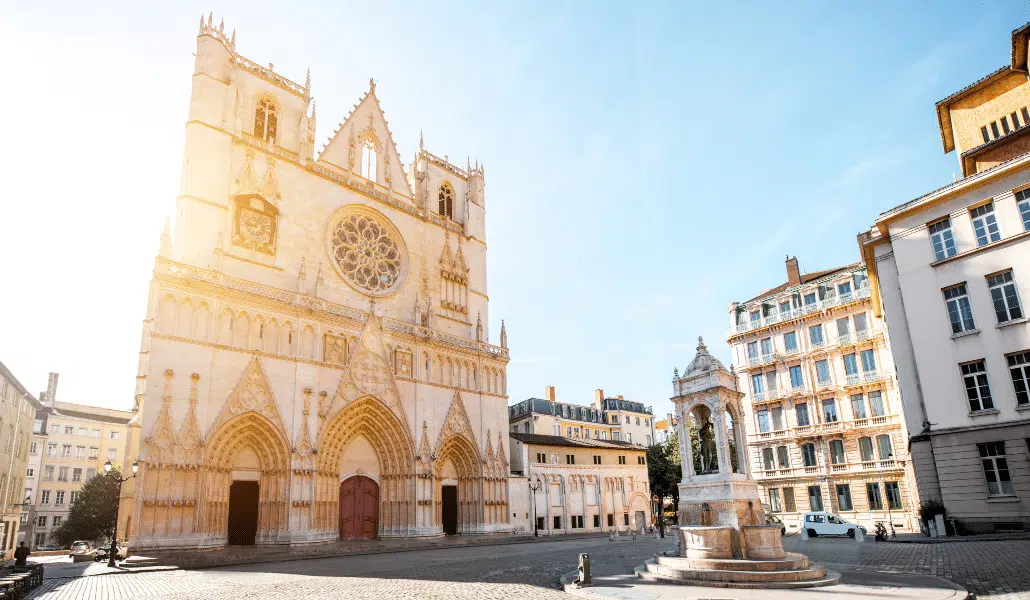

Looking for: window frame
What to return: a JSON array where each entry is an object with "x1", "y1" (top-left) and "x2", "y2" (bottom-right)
[
  {"x1": 943, "y1": 283, "x2": 976, "y2": 334},
  {"x1": 969, "y1": 201, "x2": 1002, "y2": 247},
  {"x1": 961, "y1": 360, "x2": 995, "y2": 412},
  {"x1": 1016, "y1": 188, "x2": 1030, "y2": 231},
  {"x1": 978, "y1": 441, "x2": 1015, "y2": 497},
  {"x1": 928, "y1": 217, "x2": 958, "y2": 261},
  {"x1": 836, "y1": 484, "x2": 853, "y2": 511},
  {"x1": 253, "y1": 96, "x2": 279, "y2": 144},
  {"x1": 1007, "y1": 351, "x2": 1030, "y2": 406},
  {"x1": 986, "y1": 270, "x2": 1023, "y2": 324}
]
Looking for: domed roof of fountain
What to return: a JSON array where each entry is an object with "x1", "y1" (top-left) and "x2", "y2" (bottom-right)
[{"x1": 682, "y1": 337, "x2": 726, "y2": 377}]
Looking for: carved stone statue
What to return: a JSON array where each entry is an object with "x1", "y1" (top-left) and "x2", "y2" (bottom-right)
[{"x1": 699, "y1": 421, "x2": 718, "y2": 474}]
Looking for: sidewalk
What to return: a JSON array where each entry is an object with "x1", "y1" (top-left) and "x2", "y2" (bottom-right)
[
  {"x1": 889, "y1": 531, "x2": 1030, "y2": 543},
  {"x1": 40, "y1": 531, "x2": 613, "y2": 575}
]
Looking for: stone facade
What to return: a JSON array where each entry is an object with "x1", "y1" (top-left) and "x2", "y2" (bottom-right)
[
  {"x1": 24, "y1": 391, "x2": 132, "y2": 550},
  {"x1": 508, "y1": 387, "x2": 656, "y2": 446},
  {"x1": 725, "y1": 258, "x2": 916, "y2": 533},
  {"x1": 508, "y1": 433, "x2": 651, "y2": 535},
  {"x1": 121, "y1": 15, "x2": 513, "y2": 551},
  {"x1": 0, "y1": 362, "x2": 44, "y2": 559}
]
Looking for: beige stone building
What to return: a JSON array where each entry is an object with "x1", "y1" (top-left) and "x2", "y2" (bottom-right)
[
  {"x1": 26, "y1": 397, "x2": 132, "y2": 549},
  {"x1": 508, "y1": 433, "x2": 651, "y2": 535},
  {"x1": 122, "y1": 15, "x2": 514, "y2": 551},
  {"x1": 508, "y1": 387, "x2": 656, "y2": 446},
  {"x1": 725, "y1": 258, "x2": 916, "y2": 533},
  {"x1": 859, "y1": 23, "x2": 1030, "y2": 533},
  {"x1": 0, "y1": 362, "x2": 44, "y2": 558}
]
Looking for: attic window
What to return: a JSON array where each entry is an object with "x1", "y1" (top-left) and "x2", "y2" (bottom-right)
[
  {"x1": 254, "y1": 98, "x2": 278, "y2": 143},
  {"x1": 361, "y1": 140, "x2": 377, "y2": 182}
]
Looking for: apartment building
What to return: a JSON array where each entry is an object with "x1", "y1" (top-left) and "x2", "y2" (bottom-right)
[
  {"x1": 508, "y1": 387, "x2": 656, "y2": 446},
  {"x1": 654, "y1": 414, "x2": 676, "y2": 444},
  {"x1": 509, "y1": 432, "x2": 651, "y2": 535},
  {"x1": 726, "y1": 257, "x2": 916, "y2": 532},
  {"x1": 859, "y1": 23, "x2": 1030, "y2": 533},
  {"x1": 25, "y1": 398, "x2": 133, "y2": 549},
  {"x1": 0, "y1": 362, "x2": 44, "y2": 559}
]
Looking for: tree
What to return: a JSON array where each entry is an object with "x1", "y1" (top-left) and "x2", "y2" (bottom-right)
[
  {"x1": 647, "y1": 432, "x2": 682, "y2": 532},
  {"x1": 52, "y1": 469, "x2": 122, "y2": 547}
]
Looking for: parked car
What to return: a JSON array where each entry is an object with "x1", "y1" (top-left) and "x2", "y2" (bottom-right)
[
  {"x1": 766, "y1": 514, "x2": 785, "y2": 536},
  {"x1": 803, "y1": 511, "x2": 867, "y2": 538},
  {"x1": 70, "y1": 541, "x2": 93, "y2": 555}
]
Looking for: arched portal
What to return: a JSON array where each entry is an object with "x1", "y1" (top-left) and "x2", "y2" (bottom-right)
[
  {"x1": 339, "y1": 476, "x2": 379, "y2": 539},
  {"x1": 435, "y1": 433, "x2": 482, "y2": 534},
  {"x1": 203, "y1": 411, "x2": 291, "y2": 546},
  {"x1": 316, "y1": 396, "x2": 415, "y2": 537}
]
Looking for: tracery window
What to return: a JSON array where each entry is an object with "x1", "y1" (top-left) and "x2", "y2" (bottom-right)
[
  {"x1": 361, "y1": 139, "x2": 378, "y2": 181},
  {"x1": 254, "y1": 97, "x2": 278, "y2": 143},
  {"x1": 328, "y1": 207, "x2": 406, "y2": 296},
  {"x1": 439, "y1": 182, "x2": 454, "y2": 219}
]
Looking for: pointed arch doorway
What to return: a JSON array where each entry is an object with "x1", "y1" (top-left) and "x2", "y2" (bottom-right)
[{"x1": 340, "y1": 476, "x2": 379, "y2": 539}]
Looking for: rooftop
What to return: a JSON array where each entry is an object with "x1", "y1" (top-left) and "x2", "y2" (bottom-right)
[
  {"x1": 740, "y1": 262, "x2": 862, "y2": 306},
  {"x1": 51, "y1": 401, "x2": 134, "y2": 425},
  {"x1": 509, "y1": 432, "x2": 644, "y2": 450}
]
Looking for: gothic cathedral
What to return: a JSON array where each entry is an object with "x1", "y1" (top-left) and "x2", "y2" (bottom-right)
[{"x1": 123, "y1": 16, "x2": 513, "y2": 550}]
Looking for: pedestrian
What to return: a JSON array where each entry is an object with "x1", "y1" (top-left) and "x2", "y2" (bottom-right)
[{"x1": 14, "y1": 541, "x2": 30, "y2": 567}]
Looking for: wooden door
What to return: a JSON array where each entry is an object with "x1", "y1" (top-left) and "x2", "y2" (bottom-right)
[
  {"x1": 227, "y1": 481, "x2": 259, "y2": 546},
  {"x1": 340, "y1": 476, "x2": 379, "y2": 539},
  {"x1": 442, "y1": 485, "x2": 458, "y2": 535}
]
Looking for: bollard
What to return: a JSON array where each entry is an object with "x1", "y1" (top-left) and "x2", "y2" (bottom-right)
[
  {"x1": 578, "y1": 553, "x2": 591, "y2": 586},
  {"x1": 855, "y1": 526, "x2": 866, "y2": 543},
  {"x1": 801, "y1": 526, "x2": 810, "y2": 540}
]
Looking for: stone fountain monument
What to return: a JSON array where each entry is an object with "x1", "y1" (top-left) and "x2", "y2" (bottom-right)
[{"x1": 634, "y1": 337, "x2": 839, "y2": 588}]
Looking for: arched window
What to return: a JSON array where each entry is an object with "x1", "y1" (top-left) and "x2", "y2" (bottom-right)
[
  {"x1": 438, "y1": 182, "x2": 454, "y2": 219},
  {"x1": 254, "y1": 97, "x2": 278, "y2": 143},
  {"x1": 361, "y1": 139, "x2": 377, "y2": 181}
]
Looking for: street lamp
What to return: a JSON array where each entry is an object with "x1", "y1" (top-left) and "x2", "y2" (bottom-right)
[
  {"x1": 104, "y1": 460, "x2": 139, "y2": 567},
  {"x1": 885, "y1": 453, "x2": 896, "y2": 538},
  {"x1": 529, "y1": 479, "x2": 543, "y2": 537}
]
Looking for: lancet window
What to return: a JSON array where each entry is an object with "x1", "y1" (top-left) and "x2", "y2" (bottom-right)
[
  {"x1": 439, "y1": 182, "x2": 454, "y2": 219},
  {"x1": 254, "y1": 97, "x2": 278, "y2": 143},
  {"x1": 361, "y1": 139, "x2": 378, "y2": 181}
]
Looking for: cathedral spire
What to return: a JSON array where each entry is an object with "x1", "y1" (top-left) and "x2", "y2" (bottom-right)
[{"x1": 500, "y1": 320, "x2": 508, "y2": 349}]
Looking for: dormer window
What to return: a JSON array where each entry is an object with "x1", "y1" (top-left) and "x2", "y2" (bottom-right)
[
  {"x1": 254, "y1": 98, "x2": 278, "y2": 143},
  {"x1": 361, "y1": 139, "x2": 378, "y2": 182},
  {"x1": 439, "y1": 182, "x2": 454, "y2": 219}
]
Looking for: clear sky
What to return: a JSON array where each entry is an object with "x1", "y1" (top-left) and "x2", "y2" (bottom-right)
[{"x1": 1, "y1": 2, "x2": 1028, "y2": 417}]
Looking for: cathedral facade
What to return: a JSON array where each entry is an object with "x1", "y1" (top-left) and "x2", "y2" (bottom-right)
[{"x1": 122, "y1": 16, "x2": 514, "y2": 550}]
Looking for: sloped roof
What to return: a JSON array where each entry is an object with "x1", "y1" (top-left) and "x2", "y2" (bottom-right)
[
  {"x1": 743, "y1": 263, "x2": 859, "y2": 305},
  {"x1": 52, "y1": 401, "x2": 134, "y2": 425},
  {"x1": 509, "y1": 432, "x2": 644, "y2": 450}
]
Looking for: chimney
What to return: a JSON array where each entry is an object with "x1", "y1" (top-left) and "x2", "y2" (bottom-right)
[
  {"x1": 594, "y1": 389, "x2": 604, "y2": 409},
  {"x1": 785, "y1": 256, "x2": 800, "y2": 286},
  {"x1": 544, "y1": 385, "x2": 556, "y2": 402},
  {"x1": 45, "y1": 372, "x2": 59, "y2": 406}
]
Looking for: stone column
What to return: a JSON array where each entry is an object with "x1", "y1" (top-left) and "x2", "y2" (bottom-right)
[
  {"x1": 678, "y1": 403, "x2": 694, "y2": 481},
  {"x1": 714, "y1": 407, "x2": 730, "y2": 475}
]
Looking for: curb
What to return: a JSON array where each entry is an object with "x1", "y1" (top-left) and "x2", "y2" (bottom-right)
[{"x1": 55, "y1": 532, "x2": 616, "y2": 575}]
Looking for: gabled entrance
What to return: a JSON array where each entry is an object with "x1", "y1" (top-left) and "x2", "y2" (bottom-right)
[
  {"x1": 340, "y1": 476, "x2": 379, "y2": 539},
  {"x1": 227, "y1": 481, "x2": 259, "y2": 545},
  {"x1": 442, "y1": 485, "x2": 458, "y2": 535}
]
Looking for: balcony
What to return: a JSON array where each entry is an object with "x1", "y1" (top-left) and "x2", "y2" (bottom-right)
[
  {"x1": 751, "y1": 389, "x2": 786, "y2": 406},
  {"x1": 794, "y1": 424, "x2": 815, "y2": 437},
  {"x1": 852, "y1": 415, "x2": 895, "y2": 429},
  {"x1": 755, "y1": 457, "x2": 906, "y2": 479},
  {"x1": 787, "y1": 384, "x2": 809, "y2": 398},
  {"x1": 745, "y1": 352, "x2": 781, "y2": 369},
  {"x1": 750, "y1": 427, "x2": 790, "y2": 442},
  {"x1": 859, "y1": 459, "x2": 904, "y2": 471},
  {"x1": 844, "y1": 371, "x2": 886, "y2": 388},
  {"x1": 814, "y1": 378, "x2": 835, "y2": 391},
  {"x1": 817, "y1": 421, "x2": 844, "y2": 435}
]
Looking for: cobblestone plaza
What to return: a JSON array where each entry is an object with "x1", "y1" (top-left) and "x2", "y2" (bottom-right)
[{"x1": 21, "y1": 535, "x2": 1030, "y2": 600}]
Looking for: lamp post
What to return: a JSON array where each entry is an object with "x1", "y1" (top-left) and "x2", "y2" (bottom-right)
[
  {"x1": 104, "y1": 460, "x2": 138, "y2": 567},
  {"x1": 652, "y1": 495, "x2": 665, "y2": 538},
  {"x1": 885, "y1": 453, "x2": 896, "y2": 538},
  {"x1": 529, "y1": 478, "x2": 542, "y2": 537}
]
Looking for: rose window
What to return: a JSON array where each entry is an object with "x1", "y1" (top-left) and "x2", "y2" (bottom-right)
[{"x1": 328, "y1": 209, "x2": 406, "y2": 296}]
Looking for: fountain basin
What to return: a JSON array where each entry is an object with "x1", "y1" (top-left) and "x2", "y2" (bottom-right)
[
  {"x1": 741, "y1": 524, "x2": 786, "y2": 559},
  {"x1": 676, "y1": 525, "x2": 734, "y2": 559}
]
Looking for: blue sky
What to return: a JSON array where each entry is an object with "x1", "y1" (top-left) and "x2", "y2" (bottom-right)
[{"x1": 1, "y1": 2, "x2": 1028, "y2": 416}]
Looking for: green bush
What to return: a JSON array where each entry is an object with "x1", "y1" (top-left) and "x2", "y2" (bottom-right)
[{"x1": 918, "y1": 499, "x2": 946, "y2": 523}]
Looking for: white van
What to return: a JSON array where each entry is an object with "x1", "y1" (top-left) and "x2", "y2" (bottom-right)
[{"x1": 802, "y1": 512, "x2": 867, "y2": 538}]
